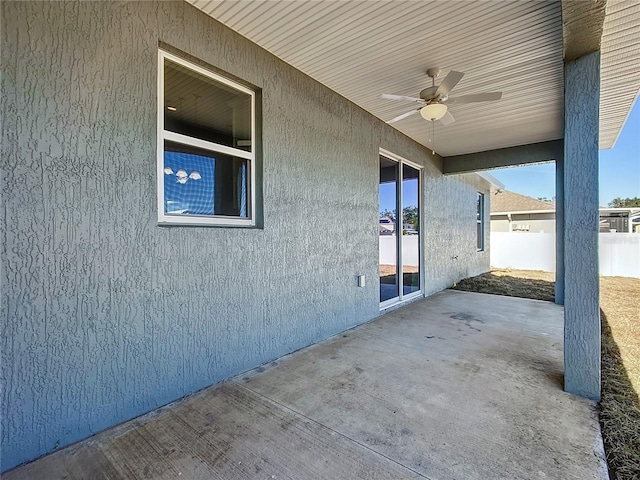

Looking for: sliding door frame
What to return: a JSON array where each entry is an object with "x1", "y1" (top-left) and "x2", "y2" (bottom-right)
[{"x1": 379, "y1": 148, "x2": 424, "y2": 310}]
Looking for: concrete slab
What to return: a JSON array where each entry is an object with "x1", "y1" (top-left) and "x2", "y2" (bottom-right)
[{"x1": 5, "y1": 290, "x2": 608, "y2": 480}]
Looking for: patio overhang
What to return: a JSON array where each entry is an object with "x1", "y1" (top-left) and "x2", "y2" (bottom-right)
[
  {"x1": 189, "y1": 0, "x2": 639, "y2": 156},
  {"x1": 442, "y1": 140, "x2": 563, "y2": 174}
]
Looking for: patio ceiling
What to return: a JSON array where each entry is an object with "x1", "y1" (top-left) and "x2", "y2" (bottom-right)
[
  {"x1": 188, "y1": 0, "x2": 640, "y2": 157},
  {"x1": 600, "y1": 0, "x2": 640, "y2": 148}
]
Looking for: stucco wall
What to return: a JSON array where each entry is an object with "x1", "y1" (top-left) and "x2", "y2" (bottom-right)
[
  {"x1": 423, "y1": 173, "x2": 491, "y2": 296},
  {"x1": 563, "y1": 51, "x2": 601, "y2": 400},
  {"x1": 1, "y1": 1, "x2": 490, "y2": 470}
]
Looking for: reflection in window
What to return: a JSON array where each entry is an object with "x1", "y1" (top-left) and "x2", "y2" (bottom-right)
[
  {"x1": 164, "y1": 59, "x2": 252, "y2": 152},
  {"x1": 164, "y1": 142, "x2": 247, "y2": 217},
  {"x1": 402, "y1": 164, "x2": 420, "y2": 295},
  {"x1": 379, "y1": 156, "x2": 398, "y2": 303}
]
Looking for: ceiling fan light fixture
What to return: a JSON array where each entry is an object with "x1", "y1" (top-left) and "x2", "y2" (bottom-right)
[{"x1": 420, "y1": 103, "x2": 447, "y2": 121}]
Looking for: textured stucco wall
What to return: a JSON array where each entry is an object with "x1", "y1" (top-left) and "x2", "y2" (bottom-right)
[
  {"x1": 423, "y1": 173, "x2": 491, "y2": 296},
  {"x1": 563, "y1": 51, "x2": 601, "y2": 400},
  {"x1": 1, "y1": 1, "x2": 490, "y2": 470}
]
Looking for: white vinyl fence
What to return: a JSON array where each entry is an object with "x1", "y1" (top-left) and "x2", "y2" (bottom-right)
[
  {"x1": 600, "y1": 233, "x2": 640, "y2": 278},
  {"x1": 490, "y1": 232, "x2": 640, "y2": 278},
  {"x1": 379, "y1": 235, "x2": 420, "y2": 266}
]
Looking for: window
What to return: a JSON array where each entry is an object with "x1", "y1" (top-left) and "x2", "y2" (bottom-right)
[
  {"x1": 477, "y1": 192, "x2": 485, "y2": 251},
  {"x1": 512, "y1": 223, "x2": 530, "y2": 232},
  {"x1": 157, "y1": 50, "x2": 256, "y2": 226}
]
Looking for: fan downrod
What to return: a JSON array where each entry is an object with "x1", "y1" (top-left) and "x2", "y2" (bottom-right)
[{"x1": 421, "y1": 68, "x2": 442, "y2": 100}]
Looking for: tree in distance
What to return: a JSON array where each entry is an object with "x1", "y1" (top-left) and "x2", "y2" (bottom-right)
[{"x1": 608, "y1": 197, "x2": 640, "y2": 208}]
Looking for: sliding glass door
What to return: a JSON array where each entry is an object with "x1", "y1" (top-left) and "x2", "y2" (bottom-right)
[{"x1": 379, "y1": 152, "x2": 422, "y2": 306}]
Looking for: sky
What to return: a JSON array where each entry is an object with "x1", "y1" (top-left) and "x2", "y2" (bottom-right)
[
  {"x1": 490, "y1": 98, "x2": 640, "y2": 206},
  {"x1": 379, "y1": 178, "x2": 418, "y2": 216}
]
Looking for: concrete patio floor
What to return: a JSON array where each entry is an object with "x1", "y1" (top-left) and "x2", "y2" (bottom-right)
[{"x1": 5, "y1": 290, "x2": 608, "y2": 480}]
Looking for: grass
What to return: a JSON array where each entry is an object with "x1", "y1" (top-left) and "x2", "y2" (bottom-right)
[
  {"x1": 599, "y1": 276, "x2": 640, "y2": 480},
  {"x1": 453, "y1": 269, "x2": 640, "y2": 480}
]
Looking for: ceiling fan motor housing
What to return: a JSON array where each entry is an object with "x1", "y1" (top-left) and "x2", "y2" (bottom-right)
[{"x1": 419, "y1": 86, "x2": 440, "y2": 101}]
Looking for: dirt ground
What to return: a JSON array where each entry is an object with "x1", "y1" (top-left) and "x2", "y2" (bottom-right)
[
  {"x1": 379, "y1": 264, "x2": 420, "y2": 287},
  {"x1": 453, "y1": 269, "x2": 640, "y2": 480},
  {"x1": 379, "y1": 264, "x2": 419, "y2": 276},
  {"x1": 453, "y1": 268, "x2": 555, "y2": 302}
]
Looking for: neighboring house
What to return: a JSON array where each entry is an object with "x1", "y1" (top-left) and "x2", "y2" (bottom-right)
[
  {"x1": 2, "y1": 0, "x2": 637, "y2": 472},
  {"x1": 379, "y1": 216, "x2": 395, "y2": 235},
  {"x1": 491, "y1": 190, "x2": 640, "y2": 233},
  {"x1": 490, "y1": 190, "x2": 556, "y2": 233},
  {"x1": 599, "y1": 208, "x2": 640, "y2": 233},
  {"x1": 378, "y1": 216, "x2": 419, "y2": 235}
]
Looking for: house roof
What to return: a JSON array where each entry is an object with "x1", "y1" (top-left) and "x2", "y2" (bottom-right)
[
  {"x1": 490, "y1": 190, "x2": 555, "y2": 214},
  {"x1": 189, "y1": 0, "x2": 640, "y2": 155},
  {"x1": 476, "y1": 172, "x2": 506, "y2": 191}
]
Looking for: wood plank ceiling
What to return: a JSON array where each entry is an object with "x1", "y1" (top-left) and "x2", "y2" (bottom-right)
[
  {"x1": 188, "y1": 0, "x2": 638, "y2": 156},
  {"x1": 600, "y1": 0, "x2": 640, "y2": 149}
]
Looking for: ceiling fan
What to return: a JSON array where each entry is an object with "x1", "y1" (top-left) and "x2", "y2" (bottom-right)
[{"x1": 382, "y1": 68, "x2": 502, "y2": 125}]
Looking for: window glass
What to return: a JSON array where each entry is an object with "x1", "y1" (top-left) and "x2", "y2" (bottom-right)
[
  {"x1": 164, "y1": 141, "x2": 247, "y2": 217},
  {"x1": 379, "y1": 157, "x2": 398, "y2": 303},
  {"x1": 402, "y1": 164, "x2": 420, "y2": 295},
  {"x1": 164, "y1": 59, "x2": 252, "y2": 152},
  {"x1": 477, "y1": 193, "x2": 484, "y2": 250}
]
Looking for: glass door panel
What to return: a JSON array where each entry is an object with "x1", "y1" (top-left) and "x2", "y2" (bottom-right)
[
  {"x1": 379, "y1": 157, "x2": 398, "y2": 302},
  {"x1": 402, "y1": 164, "x2": 420, "y2": 296}
]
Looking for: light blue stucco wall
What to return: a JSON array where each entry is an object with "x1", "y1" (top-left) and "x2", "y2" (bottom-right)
[
  {"x1": 563, "y1": 51, "x2": 601, "y2": 400},
  {"x1": 1, "y1": 1, "x2": 491, "y2": 470},
  {"x1": 423, "y1": 173, "x2": 492, "y2": 295}
]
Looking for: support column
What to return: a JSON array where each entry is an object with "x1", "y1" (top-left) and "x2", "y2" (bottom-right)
[
  {"x1": 555, "y1": 157, "x2": 564, "y2": 305},
  {"x1": 563, "y1": 51, "x2": 601, "y2": 400}
]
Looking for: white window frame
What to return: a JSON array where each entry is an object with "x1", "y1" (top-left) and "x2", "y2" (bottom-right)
[
  {"x1": 477, "y1": 192, "x2": 485, "y2": 251},
  {"x1": 157, "y1": 50, "x2": 256, "y2": 227}
]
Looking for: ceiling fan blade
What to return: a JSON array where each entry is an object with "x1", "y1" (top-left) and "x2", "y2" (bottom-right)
[
  {"x1": 435, "y1": 70, "x2": 464, "y2": 97},
  {"x1": 444, "y1": 92, "x2": 502, "y2": 105},
  {"x1": 381, "y1": 94, "x2": 424, "y2": 103},
  {"x1": 439, "y1": 110, "x2": 455, "y2": 126},
  {"x1": 387, "y1": 109, "x2": 420, "y2": 124}
]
